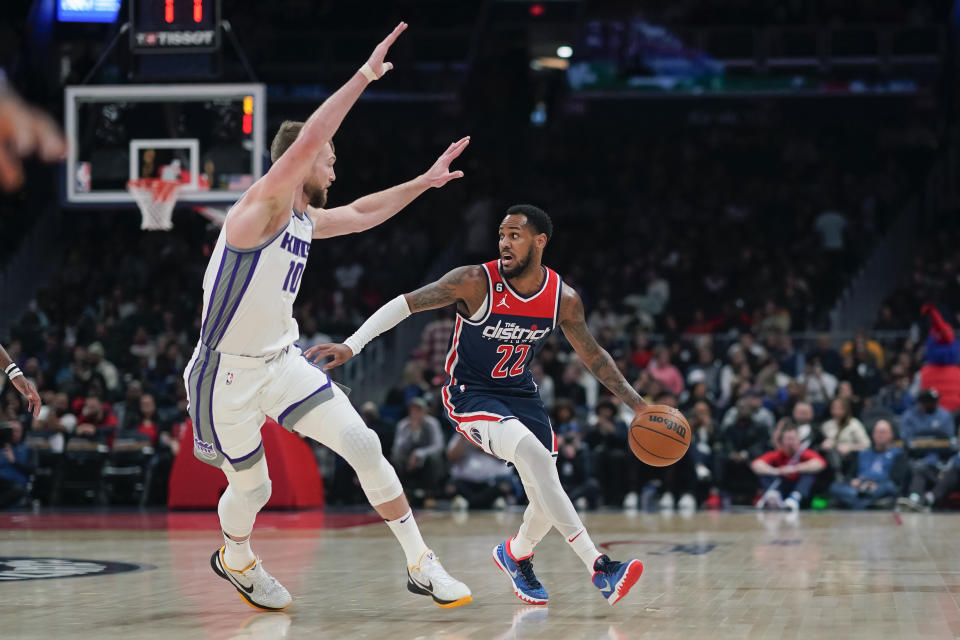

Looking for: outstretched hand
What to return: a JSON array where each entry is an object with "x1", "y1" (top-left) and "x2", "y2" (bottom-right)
[
  {"x1": 364, "y1": 22, "x2": 408, "y2": 79},
  {"x1": 304, "y1": 343, "x2": 355, "y2": 371},
  {"x1": 0, "y1": 94, "x2": 66, "y2": 192},
  {"x1": 421, "y1": 137, "x2": 470, "y2": 188},
  {"x1": 12, "y1": 375, "x2": 41, "y2": 418}
]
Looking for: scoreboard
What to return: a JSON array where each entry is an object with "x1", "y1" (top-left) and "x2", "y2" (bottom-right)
[{"x1": 130, "y1": 0, "x2": 221, "y2": 53}]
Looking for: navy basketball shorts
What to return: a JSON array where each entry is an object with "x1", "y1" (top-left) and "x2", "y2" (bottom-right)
[{"x1": 442, "y1": 385, "x2": 557, "y2": 463}]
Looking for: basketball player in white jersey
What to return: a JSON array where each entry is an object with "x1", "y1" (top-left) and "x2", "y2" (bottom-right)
[{"x1": 183, "y1": 23, "x2": 472, "y2": 611}]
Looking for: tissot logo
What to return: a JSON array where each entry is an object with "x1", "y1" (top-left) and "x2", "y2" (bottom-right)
[
  {"x1": 136, "y1": 30, "x2": 216, "y2": 47},
  {"x1": 482, "y1": 320, "x2": 551, "y2": 342},
  {"x1": 0, "y1": 557, "x2": 152, "y2": 582}
]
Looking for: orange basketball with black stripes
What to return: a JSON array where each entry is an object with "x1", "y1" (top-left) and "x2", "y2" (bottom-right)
[{"x1": 629, "y1": 405, "x2": 691, "y2": 467}]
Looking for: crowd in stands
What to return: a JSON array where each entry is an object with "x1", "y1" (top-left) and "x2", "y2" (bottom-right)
[
  {"x1": 619, "y1": 0, "x2": 949, "y2": 26},
  {"x1": 363, "y1": 304, "x2": 959, "y2": 513},
  {"x1": 0, "y1": 98, "x2": 949, "y2": 512}
]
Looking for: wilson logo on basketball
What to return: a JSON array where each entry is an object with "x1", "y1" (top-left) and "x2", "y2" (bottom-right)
[{"x1": 649, "y1": 415, "x2": 687, "y2": 439}]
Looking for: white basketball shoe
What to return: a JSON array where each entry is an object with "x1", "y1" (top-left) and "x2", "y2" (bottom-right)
[
  {"x1": 406, "y1": 549, "x2": 473, "y2": 608},
  {"x1": 211, "y1": 546, "x2": 292, "y2": 611}
]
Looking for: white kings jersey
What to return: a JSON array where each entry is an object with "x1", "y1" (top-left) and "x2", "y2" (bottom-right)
[{"x1": 197, "y1": 210, "x2": 313, "y2": 357}]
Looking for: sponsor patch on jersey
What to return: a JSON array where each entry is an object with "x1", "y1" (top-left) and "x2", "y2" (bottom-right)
[
  {"x1": 0, "y1": 557, "x2": 154, "y2": 582},
  {"x1": 194, "y1": 438, "x2": 218, "y2": 460}
]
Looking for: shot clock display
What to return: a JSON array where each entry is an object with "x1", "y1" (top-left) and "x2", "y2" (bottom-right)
[{"x1": 130, "y1": 0, "x2": 221, "y2": 53}]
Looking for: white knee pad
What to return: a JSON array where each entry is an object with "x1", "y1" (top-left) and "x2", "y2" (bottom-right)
[
  {"x1": 339, "y1": 424, "x2": 383, "y2": 471},
  {"x1": 338, "y1": 422, "x2": 403, "y2": 506},
  {"x1": 243, "y1": 479, "x2": 273, "y2": 512},
  {"x1": 218, "y1": 479, "x2": 272, "y2": 537}
]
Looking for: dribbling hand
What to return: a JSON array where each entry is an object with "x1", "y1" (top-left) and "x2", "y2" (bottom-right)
[
  {"x1": 363, "y1": 22, "x2": 408, "y2": 80},
  {"x1": 304, "y1": 343, "x2": 354, "y2": 371},
  {"x1": 421, "y1": 137, "x2": 470, "y2": 188}
]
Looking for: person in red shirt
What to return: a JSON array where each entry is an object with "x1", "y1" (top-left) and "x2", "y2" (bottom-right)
[
  {"x1": 74, "y1": 395, "x2": 118, "y2": 438},
  {"x1": 751, "y1": 423, "x2": 826, "y2": 512},
  {"x1": 134, "y1": 394, "x2": 160, "y2": 445}
]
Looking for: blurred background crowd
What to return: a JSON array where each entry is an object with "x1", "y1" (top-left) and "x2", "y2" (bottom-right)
[{"x1": 2, "y1": 0, "x2": 959, "y2": 513}]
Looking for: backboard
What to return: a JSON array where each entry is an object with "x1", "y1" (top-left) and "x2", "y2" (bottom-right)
[{"x1": 65, "y1": 83, "x2": 265, "y2": 205}]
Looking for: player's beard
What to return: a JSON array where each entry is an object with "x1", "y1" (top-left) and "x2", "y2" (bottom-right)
[
  {"x1": 501, "y1": 247, "x2": 534, "y2": 279},
  {"x1": 303, "y1": 182, "x2": 328, "y2": 208}
]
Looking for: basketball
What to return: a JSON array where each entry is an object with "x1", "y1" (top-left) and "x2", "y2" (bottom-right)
[{"x1": 629, "y1": 405, "x2": 691, "y2": 467}]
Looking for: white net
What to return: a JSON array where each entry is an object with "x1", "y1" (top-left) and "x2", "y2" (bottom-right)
[{"x1": 126, "y1": 178, "x2": 182, "y2": 231}]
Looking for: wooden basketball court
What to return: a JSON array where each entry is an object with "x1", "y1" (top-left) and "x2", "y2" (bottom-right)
[{"x1": 2, "y1": 509, "x2": 958, "y2": 639}]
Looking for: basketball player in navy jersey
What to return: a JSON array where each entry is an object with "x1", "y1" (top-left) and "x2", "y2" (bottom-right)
[
  {"x1": 310, "y1": 204, "x2": 648, "y2": 606},
  {"x1": 185, "y1": 23, "x2": 472, "y2": 611}
]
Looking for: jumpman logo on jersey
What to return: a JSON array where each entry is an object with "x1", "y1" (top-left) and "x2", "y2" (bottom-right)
[{"x1": 497, "y1": 296, "x2": 511, "y2": 309}]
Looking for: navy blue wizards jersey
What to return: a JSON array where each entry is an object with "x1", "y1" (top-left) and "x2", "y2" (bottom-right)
[{"x1": 442, "y1": 259, "x2": 562, "y2": 399}]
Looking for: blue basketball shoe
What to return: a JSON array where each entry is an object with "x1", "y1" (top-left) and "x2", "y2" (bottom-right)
[
  {"x1": 492, "y1": 540, "x2": 548, "y2": 605},
  {"x1": 591, "y1": 554, "x2": 643, "y2": 605}
]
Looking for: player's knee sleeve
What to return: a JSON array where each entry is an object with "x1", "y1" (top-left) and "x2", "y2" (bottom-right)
[
  {"x1": 514, "y1": 434, "x2": 557, "y2": 489},
  {"x1": 338, "y1": 422, "x2": 402, "y2": 506},
  {"x1": 513, "y1": 434, "x2": 582, "y2": 537},
  {"x1": 218, "y1": 479, "x2": 272, "y2": 537}
]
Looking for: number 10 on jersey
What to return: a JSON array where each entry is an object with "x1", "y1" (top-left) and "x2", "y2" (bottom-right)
[{"x1": 283, "y1": 261, "x2": 305, "y2": 293}]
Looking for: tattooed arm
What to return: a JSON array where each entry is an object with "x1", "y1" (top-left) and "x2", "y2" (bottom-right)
[
  {"x1": 558, "y1": 284, "x2": 648, "y2": 413},
  {"x1": 403, "y1": 265, "x2": 487, "y2": 315},
  {"x1": 306, "y1": 265, "x2": 488, "y2": 369}
]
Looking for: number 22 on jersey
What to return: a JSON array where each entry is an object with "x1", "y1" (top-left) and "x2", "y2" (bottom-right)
[{"x1": 492, "y1": 344, "x2": 530, "y2": 378}]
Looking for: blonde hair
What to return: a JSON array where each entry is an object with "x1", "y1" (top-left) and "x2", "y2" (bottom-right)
[{"x1": 269, "y1": 120, "x2": 335, "y2": 163}]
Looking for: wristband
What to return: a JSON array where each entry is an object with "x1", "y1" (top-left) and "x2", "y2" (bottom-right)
[
  {"x1": 359, "y1": 63, "x2": 379, "y2": 82},
  {"x1": 344, "y1": 295, "x2": 412, "y2": 355},
  {"x1": 4, "y1": 363, "x2": 23, "y2": 381}
]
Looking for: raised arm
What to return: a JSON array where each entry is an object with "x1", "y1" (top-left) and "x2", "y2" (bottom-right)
[
  {"x1": 558, "y1": 284, "x2": 647, "y2": 414},
  {"x1": 305, "y1": 265, "x2": 487, "y2": 369},
  {"x1": 226, "y1": 22, "x2": 407, "y2": 248},
  {"x1": 310, "y1": 137, "x2": 469, "y2": 239}
]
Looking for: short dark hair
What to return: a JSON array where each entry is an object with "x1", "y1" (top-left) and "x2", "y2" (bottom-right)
[
  {"x1": 270, "y1": 120, "x2": 335, "y2": 163},
  {"x1": 507, "y1": 204, "x2": 553, "y2": 241}
]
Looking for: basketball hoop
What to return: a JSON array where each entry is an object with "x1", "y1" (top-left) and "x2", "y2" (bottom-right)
[{"x1": 126, "y1": 178, "x2": 182, "y2": 231}]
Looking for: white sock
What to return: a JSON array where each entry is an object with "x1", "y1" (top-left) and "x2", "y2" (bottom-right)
[
  {"x1": 222, "y1": 532, "x2": 255, "y2": 570},
  {"x1": 386, "y1": 509, "x2": 429, "y2": 567},
  {"x1": 510, "y1": 535, "x2": 534, "y2": 560},
  {"x1": 566, "y1": 527, "x2": 602, "y2": 572}
]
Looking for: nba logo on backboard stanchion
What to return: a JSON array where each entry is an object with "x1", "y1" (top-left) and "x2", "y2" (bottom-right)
[{"x1": 75, "y1": 162, "x2": 91, "y2": 193}]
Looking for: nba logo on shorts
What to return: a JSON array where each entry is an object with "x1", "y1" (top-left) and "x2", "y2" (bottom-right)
[
  {"x1": 75, "y1": 162, "x2": 91, "y2": 193},
  {"x1": 470, "y1": 427, "x2": 483, "y2": 445},
  {"x1": 225, "y1": 372, "x2": 234, "y2": 385},
  {"x1": 194, "y1": 437, "x2": 217, "y2": 460}
]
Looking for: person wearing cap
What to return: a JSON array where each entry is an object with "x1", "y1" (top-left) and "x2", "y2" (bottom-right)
[
  {"x1": 898, "y1": 388, "x2": 958, "y2": 511},
  {"x1": 720, "y1": 387, "x2": 775, "y2": 435},
  {"x1": 391, "y1": 397, "x2": 444, "y2": 506}
]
